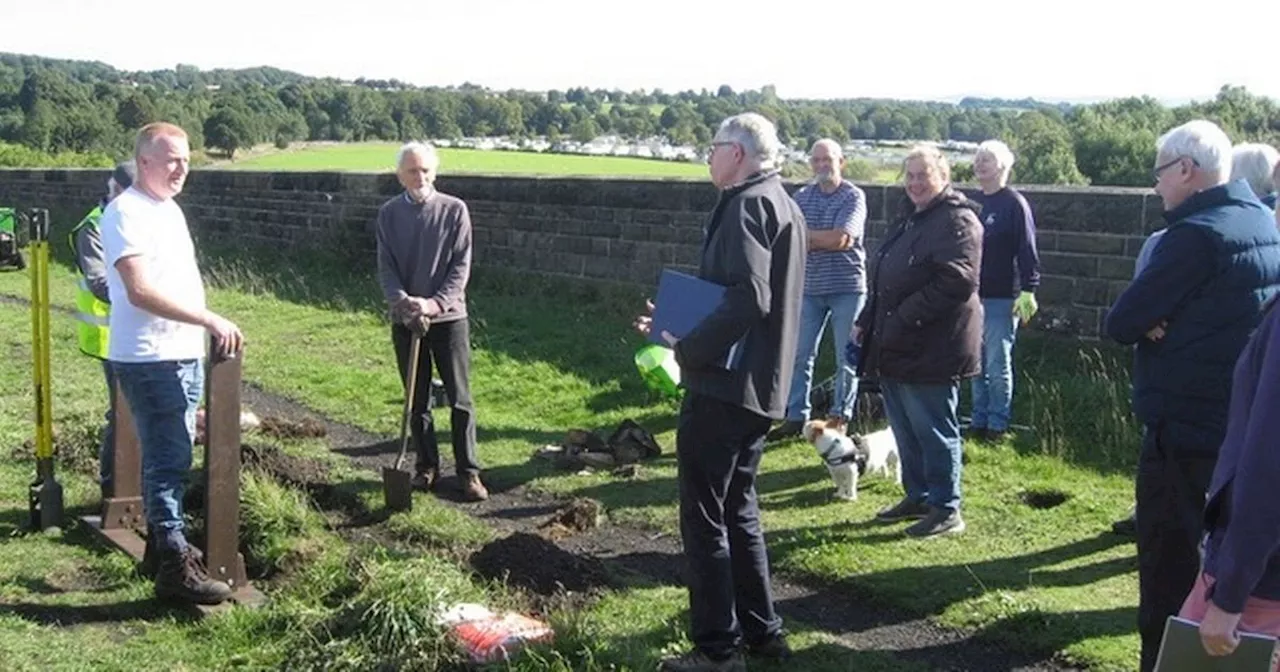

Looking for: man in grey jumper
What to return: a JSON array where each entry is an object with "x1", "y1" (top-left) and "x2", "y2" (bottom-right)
[
  {"x1": 637, "y1": 113, "x2": 805, "y2": 672},
  {"x1": 376, "y1": 142, "x2": 486, "y2": 502}
]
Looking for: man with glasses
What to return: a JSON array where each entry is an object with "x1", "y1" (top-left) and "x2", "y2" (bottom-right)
[
  {"x1": 636, "y1": 113, "x2": 804, "y2": 671},
  {"x1": 1103, "y1": 120, "x2": 1280, "y2": 672}
]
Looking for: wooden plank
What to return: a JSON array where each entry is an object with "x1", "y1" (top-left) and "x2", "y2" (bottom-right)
[
  {"x1": 202, "y1": 346, "x2": 248, "y2": 592},
  {"x1": 99, "y1": 378, "x2": 145, "y2": 531}
]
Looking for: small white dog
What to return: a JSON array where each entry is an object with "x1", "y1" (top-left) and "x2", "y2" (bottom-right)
[
  {"x1": 803, "y1": 420, "x2": 861, "y2": 500},
  {"x1": 851, "y1": 426, "x2": 902, "y2": 485}
]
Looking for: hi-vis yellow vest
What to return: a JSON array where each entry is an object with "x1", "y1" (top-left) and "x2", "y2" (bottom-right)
[{"x1": 68, "y1": 206, "x2": 110, "y2": 359}]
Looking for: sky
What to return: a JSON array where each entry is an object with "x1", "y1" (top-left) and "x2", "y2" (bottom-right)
[{"x1": 3, "y1": 0, "x2": 1277, "y2": 105}]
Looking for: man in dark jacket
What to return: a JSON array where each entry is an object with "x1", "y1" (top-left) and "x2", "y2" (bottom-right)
[
  {"x1": 1103, "y1": 119, "x2": 1280, "y2": 672},
  {"x1": 636, "y1": 112, "x2": 805, "y2": 672},
  {"x1": 855, "y1": 145, "x2": 983, "y2": 539}
]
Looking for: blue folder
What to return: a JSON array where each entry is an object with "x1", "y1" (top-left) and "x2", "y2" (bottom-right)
[{"x1": 649, "y1": 269, "x2": 745, "y2": 370}]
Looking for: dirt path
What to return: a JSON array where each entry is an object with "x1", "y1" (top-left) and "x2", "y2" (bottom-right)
[
  {"x1": 240, "y1": 382, "x2": 1079, "y2": 672},
  {"x1": 0, "y1": 290, "x2": 1082, "y2": 669}
]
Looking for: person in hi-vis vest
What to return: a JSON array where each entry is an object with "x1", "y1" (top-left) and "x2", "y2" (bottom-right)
[{"x1": 71, "y1": 160, "x2": 136, "y2": 497}]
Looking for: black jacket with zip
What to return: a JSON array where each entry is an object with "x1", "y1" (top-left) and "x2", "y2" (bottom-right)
[
  {"x1": 856, "y1": 187, "x2": 983, "y2": 384},
  {"x1": 673, "y1": 170, "x2": 807, "y2": 420}
]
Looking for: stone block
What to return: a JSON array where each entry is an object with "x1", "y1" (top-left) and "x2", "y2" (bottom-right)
[
  {"x1": 1022, "y1": 189, "x2": 1145, "y2": 235},
  {"x1": 1098, "y1": 256, "x2": 1138, "y2": 280},
  {"x1": 1038, "y1": 252, "x2": 1098, "y2": 278},
  {"x1": 1055, "y1": 232, "x2": 1128, "y2": 256}
]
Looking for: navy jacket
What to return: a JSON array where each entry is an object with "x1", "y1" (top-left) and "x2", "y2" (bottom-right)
[
  {"x1": 1104, "y1": 179, "x2": 1280, "y2": 433},
  {"x1": 973, "y1": 187, "x2": 1040, "y2": 299},
  {"x1": 1202, "y1": 297, "x2": 1280, "y2": 611}
]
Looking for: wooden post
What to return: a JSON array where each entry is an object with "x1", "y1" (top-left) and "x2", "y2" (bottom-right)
[
  {"x1": 202, "y1": 344, "x2": 249, "y2": 592},
  {"x1": 99, "y1": 381, "x2": 145, "y2": 531}
]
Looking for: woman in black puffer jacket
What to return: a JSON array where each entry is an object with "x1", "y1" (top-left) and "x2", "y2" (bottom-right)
[{"x1": 853, "y1": 144, "x2": 982, "y2": 538}]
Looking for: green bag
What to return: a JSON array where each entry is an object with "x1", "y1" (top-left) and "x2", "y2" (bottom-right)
[
  {"x1": 634, "y1": 344, "x2": 681, "y2": 399},
  {"x1": 0, "y1": 207, "x2": 14, "y2": 236}
]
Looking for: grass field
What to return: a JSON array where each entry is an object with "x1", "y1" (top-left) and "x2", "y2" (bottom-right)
[
  {"x1": 223, "y1": 143, "x2": 710, "y2": 179},
  {"x1": 0, "y1": 244, "x2": 1145, "y2": 671}
]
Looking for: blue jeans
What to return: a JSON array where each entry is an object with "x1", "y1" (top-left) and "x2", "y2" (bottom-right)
[
  {"x1": 99, "y1": 361, "x2": 117, "y2": 492},
  {"x1": 880, "y1": 380, "x2": 963, "y2": 511},
  {"x1": 785, "y1": 291, "x2": 866, "y2": 421},
  {"x1": 113, "y1": 359, "x2": 204, "y2": 552},
  {"x1": 971, "y1": 297, "x2": 1019, "y2": 432}
]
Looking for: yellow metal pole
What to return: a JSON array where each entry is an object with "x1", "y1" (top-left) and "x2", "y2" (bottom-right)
[
  {"x1": 38, "y1": 221, "x2": 52, "y2": 460},
  {"x1": 27, "y1": 209, "x2": 61, "y2": 530},
  {"x1": 28, "y1": 215, "x2": 43, "y2": 456}
]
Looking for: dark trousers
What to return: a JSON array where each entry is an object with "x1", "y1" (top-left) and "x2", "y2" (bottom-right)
[
  {"x1": 391, "y1": 319, "x2": 479, "y2": 476},
  {"x1": 1136, "y1": 420, "x2": 1219, "y2": 672},
  {"x1": 676, "y1": 392, "x2": 782, "y2": 657}
]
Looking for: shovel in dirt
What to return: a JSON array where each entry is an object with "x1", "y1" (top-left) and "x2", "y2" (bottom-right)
[{"x1": 383, "y1": 315, "x2": 430, "y2": 512}]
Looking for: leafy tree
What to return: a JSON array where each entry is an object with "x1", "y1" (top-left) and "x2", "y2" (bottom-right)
[{"x1": 203, "y1": 107, "x2": 254, "y2": 158}]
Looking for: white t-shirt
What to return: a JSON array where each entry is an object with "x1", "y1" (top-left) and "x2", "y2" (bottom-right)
[{"x1": 101, "y1": 187, "x2": 207, "y2": 362}]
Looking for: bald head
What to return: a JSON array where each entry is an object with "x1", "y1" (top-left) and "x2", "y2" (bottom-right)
[{"x1": 808, "y1": 138, "x2": 845, "y2": 188}]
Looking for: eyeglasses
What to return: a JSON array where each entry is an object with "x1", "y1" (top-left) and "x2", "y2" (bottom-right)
[
  {"x1": 708, "y1": 141, "x2": 736, "y2": 154},
  {"x1": 1153, "y1": 155, "x2": 1199, "y2": 181}
]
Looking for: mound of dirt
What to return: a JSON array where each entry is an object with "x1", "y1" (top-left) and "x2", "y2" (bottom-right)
[
  {"x1": 470, "y1": 532, "x2": 611, "y2": 597},
  {"x1": 20, "y1": 425, "x2": 101, "y2": 476},
  {"x1": 240, "y1": 442, "x2": 331, "y2": 488},
  {"x1": 183, "y1": 443, "x2": 331, "y2": 512},
  {"x1": 537, "y1": 498, "x2": 603, "y2": 540},
  {"x1": 257, "y1": 415, "x2": 328, "y2": 440}
]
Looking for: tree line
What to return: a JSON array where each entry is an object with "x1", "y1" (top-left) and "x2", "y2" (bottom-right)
[{"x1": 1, "y1": 52, "x2": 1278, "y2": 186}]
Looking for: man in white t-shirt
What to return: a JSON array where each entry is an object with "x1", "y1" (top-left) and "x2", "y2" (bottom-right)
[{"x1": 101, "y1": 122, "x2": 243, "y2": 605}]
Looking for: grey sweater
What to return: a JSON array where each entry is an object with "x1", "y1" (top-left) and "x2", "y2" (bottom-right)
[
  {"x1": 75, "y1": 223, "x2": 111, "y2": 304},
  {"x1": 376, "y1": 189, "x2": 473, "y2": 323},
  {"x1": 673, "y1": 171, "x2": 807, "y2": 420}
]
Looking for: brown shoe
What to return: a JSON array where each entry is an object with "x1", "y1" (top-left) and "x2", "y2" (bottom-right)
[
  {"x1": 462, "y1": 473, "x2": 489, "y2": 501},
  {"x1": 155, "y1": 546, "x2": 232, "y2": 605},
  {"x1": 139, "y1": 534, "x2": 203, "y2": 579},
  {"x1": 411, "y1": 469, "x2": 438, "y2": 492}
]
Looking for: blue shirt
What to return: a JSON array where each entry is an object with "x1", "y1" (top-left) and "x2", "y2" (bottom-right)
[
  {"x1": 973, "y1": 187, "x2": 1040, "y2": 299},
  {"x1": 792, "y1": 180, "x2": 866, "y2": 295}
]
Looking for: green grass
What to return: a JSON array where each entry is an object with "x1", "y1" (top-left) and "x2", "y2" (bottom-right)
[
  {"x1": 0, "y1": 244, "x2": 1145, "y2": 670},
  {"x1": 223, "y1": 143, "x2": 710, "y2": 179}
]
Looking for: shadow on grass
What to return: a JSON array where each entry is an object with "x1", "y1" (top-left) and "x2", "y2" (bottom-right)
[
  {"x1": 0, "y1": 599, "x2": 195, "y2": 627},
  {"x1": 767, "y1": 529, "x2": 1135, "y2": 666}
]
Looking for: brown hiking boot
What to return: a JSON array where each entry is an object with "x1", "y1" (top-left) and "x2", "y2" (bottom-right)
[
  {"x1": 411, "y1": 469, "x2": 438, "y2": 492},
  {"x1": 139, "y1": 535, "x2": 202, "y2": 579},
  {"x1": 154, "y1": 546, "x2": 233, "y2": 605},
  {"x1": 462, "y1": 473, "x2": 489, "y2": 502}
]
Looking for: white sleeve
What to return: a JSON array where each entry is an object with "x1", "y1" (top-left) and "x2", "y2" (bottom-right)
[{"x1": 101, "y1": 201, "x2": 148, "y2": 268}]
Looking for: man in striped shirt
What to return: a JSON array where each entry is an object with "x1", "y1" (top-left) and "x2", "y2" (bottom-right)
[{"x1": 768, "y1": 139, "x2": 868, "y2": 440}]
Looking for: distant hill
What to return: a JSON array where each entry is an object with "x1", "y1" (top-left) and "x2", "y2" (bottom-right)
[{"x1": 958, "y1": 96, "x2": 1075, "y2": 113}]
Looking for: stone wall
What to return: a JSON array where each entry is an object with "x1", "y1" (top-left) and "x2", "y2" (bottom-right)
[{"x1": 0, "y1": 168, "x2": 1164, "y2": 337}]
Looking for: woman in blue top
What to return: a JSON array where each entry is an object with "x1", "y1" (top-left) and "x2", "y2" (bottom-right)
[{"x1": 968, "y1": 140, "x2": 1041, "y2": 442}]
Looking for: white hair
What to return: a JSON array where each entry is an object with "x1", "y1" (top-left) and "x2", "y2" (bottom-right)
[
  {"x1": 396, "y1": 141, "x2": 440, "y2": 172},
  {"x1": 1156, "y1": 120, "x2": 1233, "y2": 184},
  {"x1": 714, "y1": 113, "x2": 781, "y2": 171},
  {"x1": 1230, "y1": 143, "x2": 1280, "y2": 199},
  {"x1": 976, "y1": 139, "x2": 1016, "y2": 171}
]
